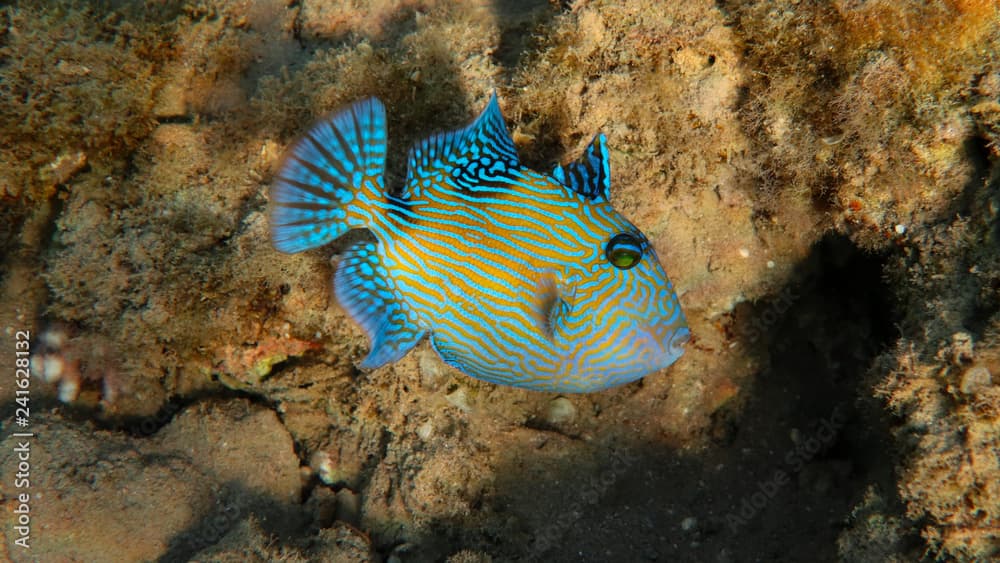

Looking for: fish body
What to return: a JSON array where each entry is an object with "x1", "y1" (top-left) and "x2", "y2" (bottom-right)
[{"x1": 269, "y1": 94, "x2": 688, "y2": 392}]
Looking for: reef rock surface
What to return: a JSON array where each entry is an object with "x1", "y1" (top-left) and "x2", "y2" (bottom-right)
[{"x1": 2, "y1": 1, "x2": 998, "y2": 561}]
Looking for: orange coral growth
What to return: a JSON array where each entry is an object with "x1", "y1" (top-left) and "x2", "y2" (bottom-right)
[
  {"x1": 836, "y1": 0, "x2": 1000, "y2": 91},
  {"x1": 216, "y1": 336, "x2": 321, "y2": 387}
]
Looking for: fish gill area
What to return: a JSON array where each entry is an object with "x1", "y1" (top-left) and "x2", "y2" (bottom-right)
[{"x1": 1, "y1": 1, "x2": 998, "y2": 561}]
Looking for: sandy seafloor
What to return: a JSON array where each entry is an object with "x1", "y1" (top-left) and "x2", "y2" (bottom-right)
[{"x1": 1, "y1": 0, "x2": 999, "y2": 561}]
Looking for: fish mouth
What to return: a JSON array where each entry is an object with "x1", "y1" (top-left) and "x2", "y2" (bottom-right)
[
  {"x1": 574, "y1": 322, "x2": 689, "y2": 391},
  {"x1": 638, "y1": 322, "x2": 689, "y2": 371},
  {"x1": 665, "y1": 325, "x2": 691, "y2": 364}
]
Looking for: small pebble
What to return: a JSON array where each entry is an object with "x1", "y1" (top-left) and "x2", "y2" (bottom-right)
[
  {"x1": 311, "y1": 451, "x2": 336, "y2": 485},
  {"x1": 894, "y1": 224, "x2": 906, "y2": 235},
  {"x1": 445, "y1": 387, "x2": 472, "y2": 412},
  {"x1": 416, "y1": 420, "x2": 434, "y2": 440},
  {"x1": 40, "y1": 329, "x2": 66, "y2": 348},
  {"x1": 546, "y1": 397, "x2": 577, "y2": 425},
  {"x1": 680, "y1": 516, "x2": 698, "y2": 531},
  {"x1": 41, "y1": 355, "x2": 64, "y2": 383},
  {"x1": 950, "y1": 332, "x2": 974, "y2": 364},
  {"x1": 739, "y1": 248, "x2": 750, "y2": 258},
  {"x1": 58, "y1": 377, "x2": 79, "y2": 403},
  {"x1": 821, "y1": 132, "x2": 845, "y2": 145},
  {"x1": 418, "y1": 349, "x2": 444, "y2": 389},
  {"x1": 960, "y1": 365, "x2": 992, "y2": 395},
  {"x1": 766, "y1": 260, "x2": 775, "y2": 269},
  {"x1": 102, "y1": 377, "x2": 118, "y2": 404}
]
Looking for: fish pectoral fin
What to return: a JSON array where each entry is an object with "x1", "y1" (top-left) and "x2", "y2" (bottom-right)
[
  {"x1": 534, "y1": 274, "x2": 573, "y2": 342},
  {"x1": 334, "y1": 240, "x2": 425, "y2": 368},
  {"x1": 404, "y1": 92, "x2": 520, "y2": 193},
  {"x1": 552, "y1": 133, "x2": 610, "y2": 202}
]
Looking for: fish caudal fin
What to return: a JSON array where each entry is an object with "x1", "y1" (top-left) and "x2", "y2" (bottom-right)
[
  {"x1": 270, "y1": 98, "x2": 387, "y2": 253},
  {"x1": 334, "y1": 240, "x2": 425, "y2": 368}
]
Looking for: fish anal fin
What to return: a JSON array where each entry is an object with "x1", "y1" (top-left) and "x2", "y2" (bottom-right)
[{"x1": 334, "y1": 240, "x2": 425, "y2": 368}]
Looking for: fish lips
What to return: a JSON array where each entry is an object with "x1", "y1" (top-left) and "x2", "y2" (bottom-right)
[{"x1": 635, "y1": 321, "x2": 690, "y2": 372}]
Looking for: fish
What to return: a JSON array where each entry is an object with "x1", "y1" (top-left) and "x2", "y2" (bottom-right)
[{"x1": 269, "y1": 93, "x2": 689, "y2": 392}]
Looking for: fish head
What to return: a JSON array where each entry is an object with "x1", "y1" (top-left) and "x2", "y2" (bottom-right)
[
  {"x1": 538, "y1": 192, "x2": 688, "y2": 392},
  {"x1": 540, "y1": 132, "x2": 689, "y2": 391}
]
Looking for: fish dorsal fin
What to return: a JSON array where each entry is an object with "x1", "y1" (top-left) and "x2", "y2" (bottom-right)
[
  {"x1": 551, "y1": 133, "x2": 610, "y2": 202},
  {"x1": 405, "y1": 92, "x2": 520, "y2": 195},
  {"x1": 334, "y1": 240, "x2": 426, "y2": 368}
]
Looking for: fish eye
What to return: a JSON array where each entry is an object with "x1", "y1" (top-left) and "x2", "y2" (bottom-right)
[{"x1": 605, "y1": 233, "x2": 643, "y2": 270}]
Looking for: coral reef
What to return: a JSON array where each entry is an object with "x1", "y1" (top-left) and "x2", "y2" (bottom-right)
[
  {"x1": 1, "y1": 0, "x2": 999, "y2": 560},
  {"x1": 875, "y1": 167, "x2": 1000, "y2": 558}
]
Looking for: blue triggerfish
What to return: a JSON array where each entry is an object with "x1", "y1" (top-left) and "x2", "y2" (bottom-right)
[{"x1": 269, "y1": 93, "x2": 689, "y2": 392}]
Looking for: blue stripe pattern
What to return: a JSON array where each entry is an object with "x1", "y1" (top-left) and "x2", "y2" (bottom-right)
[{"x1": 269, "y1": 93, "x2": 689, "y2": 392}]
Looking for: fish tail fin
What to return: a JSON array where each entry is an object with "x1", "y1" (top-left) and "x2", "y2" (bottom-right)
[{"x1": 269, "y1": 98, "x2": 387, "y2": 253}]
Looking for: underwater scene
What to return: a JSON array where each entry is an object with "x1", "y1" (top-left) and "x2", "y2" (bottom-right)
[{"x1": 1, "y1": 0, "x2": 999, "y2": 561}]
